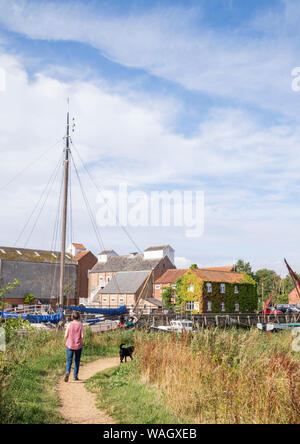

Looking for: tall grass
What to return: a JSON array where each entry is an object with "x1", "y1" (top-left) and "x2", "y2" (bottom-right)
[{"x1": 135, "y1": 329, "x2": 300, "y2": 424}]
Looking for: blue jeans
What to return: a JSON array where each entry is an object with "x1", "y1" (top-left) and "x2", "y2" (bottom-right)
[{"x1": 66, "y1": 347, "x2": 82, "y2": 378}]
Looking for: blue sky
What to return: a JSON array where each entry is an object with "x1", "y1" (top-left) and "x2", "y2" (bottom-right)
[{"x1": 0, "y1": 0, "x2": 300, "y2": 275}]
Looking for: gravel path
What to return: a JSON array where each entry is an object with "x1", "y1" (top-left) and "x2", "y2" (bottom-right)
[{"x1": 57, "y1": 357, "x2": 120, "y2": 424}]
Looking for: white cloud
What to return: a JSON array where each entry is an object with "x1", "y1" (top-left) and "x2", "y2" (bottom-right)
[{"x1": 0, "y1": 0, "x2": 299, "y2": 117}]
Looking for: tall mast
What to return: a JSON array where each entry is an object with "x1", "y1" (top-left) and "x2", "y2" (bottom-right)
[{"x1": 59, "y1": 100, "x2": 71, "y2": 307}]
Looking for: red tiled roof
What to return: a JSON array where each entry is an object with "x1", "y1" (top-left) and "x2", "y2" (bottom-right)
[
  {"x1": 74, "y1": 250, "x2": 90, "y2": 262},
  {"x1": 72, "y1": 243, "x2": 86, "y2": 250},
  {"x1": 155, "y1": 269, "x2": 188, "y2": 284},
  {"x1": 192, "y1": 269, "x2": 244, "y2": 283},
  {"x1": 155, "y1": 268, "x2": 244, "y2": 284},
  {"x1": 200, "y1": 266, "x2": 234, "y2": 272}
]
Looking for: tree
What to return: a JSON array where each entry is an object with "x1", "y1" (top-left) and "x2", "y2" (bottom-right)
[
  {"x1": 234, "y1": 259, "x2": 254, "y2": 279},
  {"x1": 24, "y1": 293, "x2": 35, "y2": 304},
  {"x1": 190, "y1": 264, "x2": 198, "y2": 269},
  {"x1": 0, "y1": 279, "x2": 21, "y2": 311},
  {"x1": 161, "y1": 286, "x2": 175, "y2": 309},
  {"x1": 254, "y1": 269, "x2": 281, "y2": 308}
]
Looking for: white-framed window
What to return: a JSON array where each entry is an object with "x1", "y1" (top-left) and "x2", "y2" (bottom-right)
[
  {"x1": 155, "y1": 285, "x2": 161, "y2": 290},
  {"x1": 234, "y1": 285, "x2": 239, "y2": 294},
  {"x1": 107, "y1": 277, "x2": 111, "y2": 282},
  {"x1": 206, "y1": 282, "x2": 212, "y2": 293},
  {"x1": 187, "y1": 285, "x2": 194, "y2": 292},
  {"x1": 111, "y1": 297, "x2": 116, "y2": 302},
  {"x1": 172, "y1": 285, "x2": 176, "y2": 289},
  {"x1": 99, "y1": 276, "x2": 103, "y2": 282},
  {"x1": 119, "y1": 298, "x2": 125, "y2": 303},
  {"x1": 207, "y1": 301, "x2": 212, "y2": 312},
  {"x1": 221, "y1": 302, "x2": 226, "y2": 312},
  {"x1": 235, "y1": 303, "x2": 240, "y2": 312},
  {"x1": 102, "y1": 298, "x2": 107, "y2": 303},
  {"x1": 220, "y1": 283, "x2": 226, "y2": 294},
  {"x1": 186, "y1": 301, "x2": 195, "y2": 311}
]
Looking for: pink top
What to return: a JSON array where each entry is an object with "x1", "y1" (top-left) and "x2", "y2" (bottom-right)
[{"x1": 66, "y1": 321, "x2": 83, "y2": 350}]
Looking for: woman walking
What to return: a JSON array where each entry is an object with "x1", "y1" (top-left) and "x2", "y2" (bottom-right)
[{"x1": 64, "y1": 310, "x2": 84, "y2": 382}]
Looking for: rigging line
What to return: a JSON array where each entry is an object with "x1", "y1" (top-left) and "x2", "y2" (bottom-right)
[
  {"x1": 69, "y1": 157, "x2": 74, "y2": 255},
  {"x1": 0, "y1": 139, "x2": 62, "y2": 192},
  {"x1": 14, "y1": 154, "x2": 63, "y2": 247},
  {"x1": 70, "y1": 152, "x2": 105, "y2": 253},
  {"x1": 71, "y1": 140, "x2": 142, "y2": 254},
  {"x1": 24, "y1": 156, "x2": 62, "y2": 249},
  {"x1": 50, "y1": 164, "x2": 64, "y2": 253},
  {"x1": 22, "y1": 154, "x2": 62, "y2": 249}
]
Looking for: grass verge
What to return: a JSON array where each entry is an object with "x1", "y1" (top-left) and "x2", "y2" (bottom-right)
[{"x1": 86, "y1": 360, "x2": 182, "y2": 424}]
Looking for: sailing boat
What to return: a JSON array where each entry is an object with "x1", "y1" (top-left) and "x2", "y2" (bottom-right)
[{"x1": 257, "y1": 259, "x2": 300, "y2": 332}]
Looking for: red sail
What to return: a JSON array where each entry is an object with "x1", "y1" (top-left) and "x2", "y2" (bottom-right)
[{"x1": 284, "y1": 259, "x2": 300, "y2": 300}]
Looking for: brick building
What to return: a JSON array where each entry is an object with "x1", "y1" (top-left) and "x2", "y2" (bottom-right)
[
  {"x1": 155, "y1": 267, "x2": 257, "y2": 313},
  {"x1": 0, "y1": 243, "x2": 97, "y2": 307},
  {"x1": 89, "y1": 245, "x2": 175, "y2": 305},
  {"x1": 93, "y1": 270, "x2": 162, "y2": 311}
]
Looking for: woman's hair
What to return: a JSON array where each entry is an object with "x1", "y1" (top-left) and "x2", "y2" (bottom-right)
[{"x1": 71, "y1": 310, "x2": 80, "y2": 321}]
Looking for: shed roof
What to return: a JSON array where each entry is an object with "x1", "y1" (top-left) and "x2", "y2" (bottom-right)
[
  {"x1": 91, "y1": 253, "x2": 162, "y2": 273},
  {"x1": 0, "y1": 246, "x2": 75, "y2": 264},
  {"x1": 99, "y1": 270, "x2": 150, "y2": 295}
]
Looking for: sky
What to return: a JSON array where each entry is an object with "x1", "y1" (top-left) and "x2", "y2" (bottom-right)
[{"x1": 0, "y1": 0, "x2": 300, "y2": 275}]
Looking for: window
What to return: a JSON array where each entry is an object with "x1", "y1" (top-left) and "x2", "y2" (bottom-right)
[
  {"x1": 107, "y1": 277, "x2": 111, "y2": 282},
  {"x1": 220, "y1": 283, "x2": 226, "y2": 294},
  {"x1": 172, "y1": 285, "x2": 176, "y2": 289},
  {"x1": 221, "y1": 302, "x2": 225, "y2": 312},
  {"x1": 111, "y1": 297, "x2": 116, "y2": 302},
  {"x1": 206, "y1": 283, "x2": 212, "y2": 293},
  {"x1": 102, "y1": 298, "x2": 107, "y2": 303},
  {"x1": 99, "y1": 276, "x2": 103, "y2": 281},
  {"x1": 119, "y1": 298, "x2": 124, "y2": 303},
  {"x1": 207, "y1": 301, "x2": 212, "y2": 312},
  {"x1": 187, "y1": 285, "x2": 194, "y2": 292},
  {"x1": 155, "y1": 285, "x2": 161, "y2": 290},
  {"x1": 235, "y1": 303, "x2": 240, "y2": 312},
  {"x1": 234, "y1": 285, "x2": 239, "y2": 294},
  {"x1": 186, "y1": 302, "x2": 195, "y2": 311}
]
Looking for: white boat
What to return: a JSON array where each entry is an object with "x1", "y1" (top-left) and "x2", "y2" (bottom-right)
[
  {"x1": 257, "y1": 322, "x2": 300, "y2": 332},
  {"x1": 152, "y1": 319, "x2": 194, "y2": 333}
]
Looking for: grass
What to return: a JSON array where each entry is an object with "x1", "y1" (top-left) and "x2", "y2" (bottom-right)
[
  {"x1": 87, "y1": 328, "x2": 300, "y2": 424},
  {"x1": 86, "y1": 360, "x2": 181, "y2": 424},
  {"x1": 0, "y1": 328, "x2": 133, "y2": 424}
]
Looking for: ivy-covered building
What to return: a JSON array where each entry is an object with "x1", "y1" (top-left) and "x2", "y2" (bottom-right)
[{"x1": 155, "y1": 268, "x2": 257, "y2": 313}]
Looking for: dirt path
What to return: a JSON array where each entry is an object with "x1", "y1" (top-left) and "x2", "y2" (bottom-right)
[{"x1": 57, "y1": 357, "x2": 120, "y2": 424}]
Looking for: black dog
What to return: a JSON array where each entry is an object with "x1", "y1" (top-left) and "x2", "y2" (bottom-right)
[{"x1": 119, "y1": 343, "x2": 134, "y2": 364}]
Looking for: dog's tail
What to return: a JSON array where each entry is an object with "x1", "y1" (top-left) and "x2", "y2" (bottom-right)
[{"x1": 120, "y1": 343, "x2": 126, "y2": 350}]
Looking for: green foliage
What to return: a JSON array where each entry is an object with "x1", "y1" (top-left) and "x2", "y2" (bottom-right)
[
  {"x1": 0, "y1": 280, "x2": 21, "y2": 310},
  {"x1": 234, "y1": 259, "x2": 255, "y2": 278},
  {"x1": 3, "y1": 318, "x2": 33, "y2": 342},
  {"x1": 161, "y1": 286, "x2": 175, "y2": 308},
  {"x1": 205, "y1": 282, "x2": 258, "y2": 313},
  {"x1": 24, "y1": 293, "x2": 35, "y2": 304},
  {"x1": 190, "y1": 264, "x2": 198, "y2": 269},
  {"x1": 175, "y1": 270, "x2": 257, "y2": 313},
  {"x1": 175, "y1": 270, "x2": 204, "y2": 313}
]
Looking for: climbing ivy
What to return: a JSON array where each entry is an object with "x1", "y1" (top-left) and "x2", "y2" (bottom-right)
[{"x1": 175, "y1": 271, "x2": 257, "y2": 313}]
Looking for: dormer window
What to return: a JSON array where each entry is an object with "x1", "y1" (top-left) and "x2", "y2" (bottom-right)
[
  {"x1": 220, "y1": 283, "x2": 226, "y2": 294},
  {"x1": 206, "y1": 283, "x2": 212, "y2": 293}
]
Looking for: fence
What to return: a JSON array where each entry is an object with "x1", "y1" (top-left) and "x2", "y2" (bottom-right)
[{"x1": 137, "y1": 312, "x2": 300, "y2": 329}]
